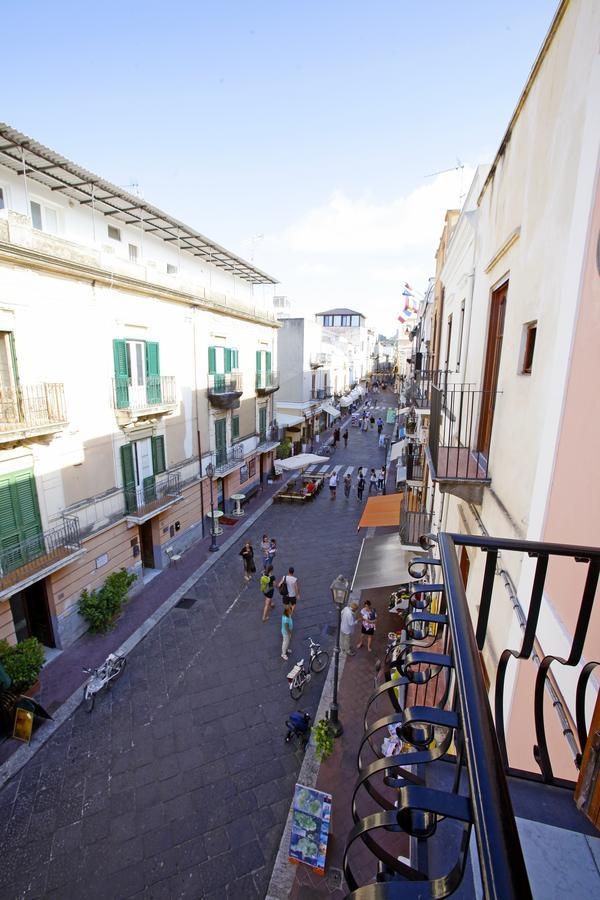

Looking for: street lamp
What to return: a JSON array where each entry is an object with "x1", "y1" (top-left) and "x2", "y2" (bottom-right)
[
  {"x1": 205, "y1": 462, "x2": 219, "y2": 552},
  {"x1": 329, "y1": 574, "x2": 350, "y2": 737}
]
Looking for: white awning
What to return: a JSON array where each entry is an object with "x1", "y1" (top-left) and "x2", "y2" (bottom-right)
[
  {"x1": 322, "y1": 403, "x2": 340, "y2": 419},
  {"x1": 389, "y1": 440, "x2": 406, "y2": 462},
  {"x1": 277, "y1": 413, "x2": 304, "y2": 427},
  {"x1": 339, "y1": 396, "x2": 353, "y2": 407}
]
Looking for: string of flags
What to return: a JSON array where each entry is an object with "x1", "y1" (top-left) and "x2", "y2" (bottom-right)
[{"x1": 398, "y1": 283, "x2": 420, "y2": 324}]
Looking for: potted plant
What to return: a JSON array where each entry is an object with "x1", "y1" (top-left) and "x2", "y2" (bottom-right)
[
  {"x1": 78, "y1": 568, "x2": 137, "y2": 634},
  {"x1": 312, "y1": 718, "x2": 334, "y2": 762},
  {"x1": 0, "y1": 637, "x2": 45, "y2": 694}
]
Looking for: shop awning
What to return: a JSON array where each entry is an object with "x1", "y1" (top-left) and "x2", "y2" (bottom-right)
[
  {"x1": 339, "y1": 396, "x2": 353, "y2": 407},
  {"x1": 358, "y1": 493, "x2": 403, "y2": 529},
  {"x1": 351, "y1": 532, "x2": 426, "y2": 591},
  {"x1": 389, "y1": 440, "x2": 406, "y2": 462},
  {"x1": 322, "y1": 403, "x2": 340, "y2": 419},
  {"x1": 277, "y1": 412, "x2": 304, "y2": 427}
]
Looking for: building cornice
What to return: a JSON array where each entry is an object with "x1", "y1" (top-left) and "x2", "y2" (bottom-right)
[
  {"x1": 0, "y1": 240, "x2": 280, "y2": 330},
  {"x1": 484, "y1": 227, "x2": 521, "y2": 275}
]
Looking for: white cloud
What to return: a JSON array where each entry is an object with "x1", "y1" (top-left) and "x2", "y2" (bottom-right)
[{"x1": 257, "y1": 167, "x2": 475, "y2": 335}]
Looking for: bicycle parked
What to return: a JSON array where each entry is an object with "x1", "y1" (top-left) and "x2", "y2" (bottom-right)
[
  {"x1": 287, "y1": 638, "x2": 329, "y2": 700},
  {"x1": 82, "y1": 653, "x2": 127, "y2": 712}
]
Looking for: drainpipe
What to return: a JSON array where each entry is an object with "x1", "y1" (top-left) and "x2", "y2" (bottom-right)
[{"x1": 468, "y1": 503, "x2": 580, "y2": 765}]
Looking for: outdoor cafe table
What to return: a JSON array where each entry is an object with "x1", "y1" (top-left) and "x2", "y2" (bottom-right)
[
  {"x1": 231, "y1": 493, "x2": 246, "y2": 517},
  {"x1": 207, "y1": 509, "x2": 224, "y2": 535}
]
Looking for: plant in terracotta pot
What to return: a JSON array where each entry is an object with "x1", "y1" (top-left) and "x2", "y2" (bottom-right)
[{"x1": 0, "y1": 637, "x2": 45, "y2": 693}]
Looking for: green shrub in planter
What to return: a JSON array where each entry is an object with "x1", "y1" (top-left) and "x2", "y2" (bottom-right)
[
  {"x1": 312, "y1": 717, "x2": 334, "y2": 762},
  {"x1": 78, "y1": 568, "x2": 137, "y2": 634},
  {"x1": 0, "y1": 637, "x2": 45, "y2": 692},
  {"x1": 276, "y1": 440, "x2": 292, "y2": 460}
]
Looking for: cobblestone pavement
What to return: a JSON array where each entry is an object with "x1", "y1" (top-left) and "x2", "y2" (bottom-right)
[{"x1": 0, "y1": 397, "x2": 396, "y2": 900}]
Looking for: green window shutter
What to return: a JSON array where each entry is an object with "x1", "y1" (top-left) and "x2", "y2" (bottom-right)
[
  {"x1": 145, "y1": 341, "x2": 161, "y2": 404},
  {"x1": 208, "y1": 346, "x2": 216, "y2": 374},
  {"x1": 256, "y1": 350, "x2": 262, "y2": 373},
  {"x1": 234, "y1": 350, "x2": 239, "y2": 369},
  {"x1": 232, "y1": 416, "x2": 239, "y2": 440},
  {"x1": 113, "y1": 339, "x2": 129, "y2": 409},
  {"x1": 259, "y1": 406, "x2": 267, "y2": 438},
  {"x1": 120, "y1": 444, "x2": 136, "y2": 513},
  {"x1": 8, "y1": 333, "x2": 19, "y2": 385},
  {"x1": 224, "y1": 348, "x2": 232, "y2": 374},
  {"x1": 265, "y1": 351, "x2": 272, "y2": 373},
  {"x1": 143, "y1": 475, "x2": 156, "y2": 504},
  {"x1": 13, "y1": 473, "x2": 44, "y2": 560},
  {"x1": 151, "y1": 436, "x2": 166, "y2": 474},
  {"x1": 0, "y1": 471, "x2": 43, "y2": 567}
]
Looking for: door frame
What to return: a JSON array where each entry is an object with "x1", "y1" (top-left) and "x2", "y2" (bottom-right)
[{"x1": 477, "y1": 278, "x2": 508, "y2": 458}]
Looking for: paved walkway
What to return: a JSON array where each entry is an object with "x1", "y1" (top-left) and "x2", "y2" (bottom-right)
[{"x1": 0, "y1": 393, "x2": 398, "y2": 900}]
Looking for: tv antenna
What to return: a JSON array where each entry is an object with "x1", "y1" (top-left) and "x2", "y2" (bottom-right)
[{"x1": 424, "y1": 158, "x2": 465, "y2": 207}]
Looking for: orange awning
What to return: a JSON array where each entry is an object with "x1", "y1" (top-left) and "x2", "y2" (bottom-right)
[{"x1": 357, "y1": 493, "x2": 403, "y2": 529}]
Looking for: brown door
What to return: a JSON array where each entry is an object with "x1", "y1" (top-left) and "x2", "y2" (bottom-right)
[
  {"x1": 140, "y1": 521, "x2": 155, "y2": 569},
  {"x1": 9, "y1": 581, "x2": 55, "y2": 647},
  {"x1": 478, "y1": 281, "x2": 508, "y2": 457},
  {"x1": 459, "y1": 546, "x2": 470, "y2": 587}
]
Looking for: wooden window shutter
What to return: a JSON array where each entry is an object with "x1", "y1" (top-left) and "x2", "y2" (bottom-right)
[
  {"x1": 145, "y1": 341, "x2": 161, "y2": 404},
  {"x1": 121, "y1": 444, "x2": 136, "y2": 513},
  {"x1": 208, "y1": 346, "x2": 216, "y2": 374},
  {"x1": 224, "y1": 348, "x2": 232, "y2": 373},
  {"x1": 266, "y1": 351, "x2": 272, "y2": 373},
  {"x1": 232, "y1": 416, "x2": 239, "y2": 440},
  {"x1": 256, "y1": 350, "x2": 262, "y2": 373},
  {"x1": 113, "y1": 339, "x2": 130, "y2": 409},
  {"x1": 151, "y1": 436, "x2": 166, "y2": 474}
]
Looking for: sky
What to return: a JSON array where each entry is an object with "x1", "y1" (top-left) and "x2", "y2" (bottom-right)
[{"x1": 3, "y1": 0, "x2": 559, "y2": 335}]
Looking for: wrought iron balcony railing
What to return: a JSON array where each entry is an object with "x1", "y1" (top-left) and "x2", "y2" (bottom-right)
[
  {"x1": 427, "y1": 382, "x2": 495, "y2": 484},
  {"x1": 207, "y1": 372, "x2": 243, "y2": 409},
  {"x1": 310, "y1": 352, "x2": 330, "y2": 368},
  {"x1": 0, "y1": 383, "x2": 67, "y2": 441},
  {"x1": 255, "y1": 371, "x2": 279, "y2": 394},
  {"x1": 0, "y1": 516, "x2": 81, "y2": 592},
  {"x1": 399, "y1": 488, "x2": 432, "y2": 545},
  {"x1": 344, "y1": 532, "x2": 600, "y2": 899},
  {"x1": 112, "y1": 375, "x2": 176, "y2": 413},
  {"x1": 214, "y1": 444, "x2": 244, "y2": 474},
  {"x1": 403, "y1": 369, "x2": 447, "y2": 409},
  {"x1": 310, "y1": 388, "x2": 331, "y2": 400},
  {"x1": 124, "y1": 472, "x2": 181, "y2": 517}
]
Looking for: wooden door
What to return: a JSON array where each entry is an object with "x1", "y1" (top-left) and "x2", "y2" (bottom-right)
[{"x1": 478, "y1": 282, "x2": 508, "y2": 457}]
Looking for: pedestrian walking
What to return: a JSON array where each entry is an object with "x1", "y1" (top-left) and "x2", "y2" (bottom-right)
[
  {"x1": 356, "y1": 599, "x2": 377, "y2": 652},
  {"x1": 378, "y1": 432, "x2": 386, "y2": 449},
  {"x1": 239, "y1": 541, "x2": 255, "y2": 581},
  {"x1": 357, "y1": 473, "x2": 365, "y2": 501},
  {"x1": 343, "y1": 472, "x2": 352, "y2": 498},
  {"x1": 377, "y1": 467, "x2": 385, "y2": 491},
  {"x1": 357, "y1": 466, "x2": 364, "y2": 480},
  {"x1": 369, "y1": 415, "x2": 375, "y2": 430},
  {"x1": 340, "y1": 601, "x2": 359, "y2": 655},
  {"x1": 342, "y1": 428, "x2": 348, "y2": 448},
  {"x1": 268, "y1": 537, "x2": 278, "y2": 567},
  {"x1": 376, "y1": 417, "x2": 383, "y2": 435},
  {"x1": 333, "y1": 426, "x2": 340, "y2": 448},
  {"x1": 362, "y1": 417, "x2": 369, "y2": 433},
  {"x1": 329, "y1": 471, "x2": 338, "y2": 500},
  {"x1": 260, "y1": 534, "x2": 270, "y2": 570},
  {"x1": 369, "y1": 468, "x2": 378, "y2": 494},
  {"x1": 278, "y1": 566, "x2": 300, "y2": 611},
  {"x1": 281, "y1": 604, "x2": 294, "y2": 659},
  {"x1": 260, "y1": 565, "x2": 276, "y2": 621}
]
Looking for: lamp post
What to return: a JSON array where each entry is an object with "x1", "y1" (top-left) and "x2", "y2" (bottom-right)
[
  {"x1": 329, "y1": 574, "x2": 350, "y2": 737},
  {"x1": 206, "y1": 462, "x2": 219, "y2": 552}
]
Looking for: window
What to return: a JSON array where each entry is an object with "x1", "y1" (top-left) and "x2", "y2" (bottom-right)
[
  {"x1": 521, "y1": 322, "x2": 537, "y2": 375},
  {"x1": 232, "y1": 415, "x2": 240, "y2": 441},
  {"x1": 166, "y1": 263, "x2": 178, "y2": 274},
  {"x1": 30, "y1": 200, "x2": 58, "y2": 235},
  {"x1": 322, "y1": 315, "x2": 333, "y2": 326},
  {"x1": 0, "y1": 187, "x2": 5, "y2": 210},
  {"x1": 128, "y1": 243, "x2": 138, "y2": 263},
  {"x1": 121, "y1": 436, "x2": 166, "y2": 512},
  {"x1": 456, "y1": 300, "x2": 466, "y2": 371},
  {"x1": 208, "y1": 346, "x2": 239, "y2": 374},
  {"x1": 248, "y1": 458, "x2": 256, "y2": 478},
  {"x1": 113, "y1": 338, "x2": 161, "y2": 408},
  {"x1": 107, "y1": 225, "x2": 121, "y2": 241},
  {"x1": 445, "y1": 314, "x2": 453, "y2": 370}
]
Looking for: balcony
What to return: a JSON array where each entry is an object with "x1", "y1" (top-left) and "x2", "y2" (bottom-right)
[
  {"x1": 344, "y1": 533, "x2": 600, "y2": 898},
  {"x1": 426, "y1": 382, "x2": 494, "y2": 503},
  {"x1": 310, "y1": 388, "x2": 331, "y2": 401},
  {"x1": 112, "y1": 375, "x2": 177, "y2": 425},
  {"x1": 403, "y1": 368, "x2": 447, "y2": 410},
  {"x1": 310, "y1": 352, "x2": 330, "y2": 368},
  {"x1": 0, "y1": 383, "x2": 67, "y2": 446},
  {"x1": 124, "y1": 472, "x2": 182, "y2": 523},
  {"x1": 207, "y1": 372, "x2": 243, "y2": 410},
  {"x1": 214, "y1": 444, "x2": 244, "y2": 475},
  {"x1": 256, "y1": 425, "x2": 282, "y2": 451},
  {"x1": 0, "y1": 517, "x2": 82, "y2": 599},
  {"x1": 399, "y1": 488, "x2": 432, "y2": 546},
  {"x1": 255, "y1": 370, "x2": 279, "y2": 395}
]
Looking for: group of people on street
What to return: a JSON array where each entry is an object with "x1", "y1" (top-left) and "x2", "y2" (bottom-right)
[
  {"x1": 331, "y1": 426, "x2": 349, "y2": 449},
  {"x1": 239, "y1": 534, "x2": 301, "y2": 659},
  {"x1": 340, "y1": 598, "x2": 377, "y2": 654}
]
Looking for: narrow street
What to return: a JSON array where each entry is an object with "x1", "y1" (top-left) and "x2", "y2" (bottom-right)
[{"x1": 0, "y1": 398, "x2": 395, "y2": 900}]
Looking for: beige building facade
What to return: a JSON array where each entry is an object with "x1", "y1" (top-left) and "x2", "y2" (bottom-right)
[{"x1": 0, "y1": 125, "x2": 279, "y2": 650}]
